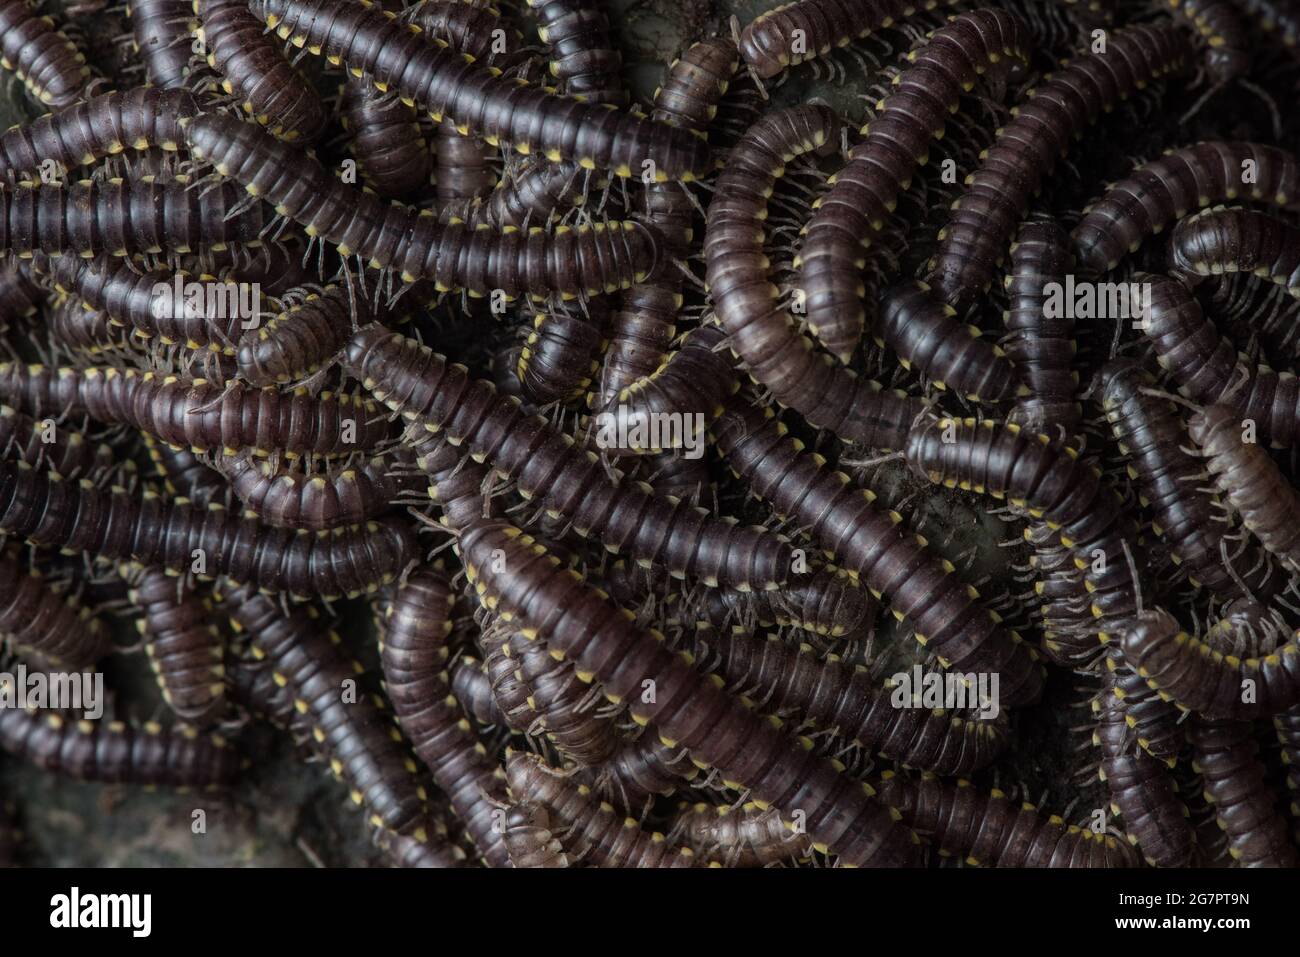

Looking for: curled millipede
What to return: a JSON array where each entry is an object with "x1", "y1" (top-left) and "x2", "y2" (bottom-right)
[
  {"x1": 925, "y1": 23, "x2": 1190, "y2": 309},
  {"x1": 459, "y1": 521, "x2": 923, "y2": 866},
  {"x1": 117, "y1": 562, "x2": 228, "y2": 727},
  {"x1": 0, "y1": 0, "x2": 93, "y2": 108},
  {"x1": 706, "y1": 105, "x2": 927, "y2": 450},
  {"x1": 0, "y1": 704, "x2": 237, "y2": 788},
  {"x1": 248, "y1": 0, "x2": 712, "y2": 181},
  {"x1": 184, "y1": 112, "x2": 658, "y2": 299},
  {"x1": 875, "y1": 770, "x2": 1140, "y2": 867},
  {"x1": 1072, "y1": 142, "x2": 1300, "y2": 276},
  {"x1": 345, "y1": 326, "x2": 794, "y2": 590},
  {"x1": 194, "y1": 0, "x2": 327, "y2": 143},
  {"x1": 796, "y1": 9, "x2": 1031, "y2": 360},
  {"x1": 377, "y1": 567, "x2": 511, "y2": 866},
  {"x1": 712, "y1": 397, "x2": 1045, "y2": 707}
]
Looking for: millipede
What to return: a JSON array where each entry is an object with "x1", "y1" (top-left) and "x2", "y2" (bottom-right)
[
  {"x1": 706, "y1": 104, "x2": 928, "y2": 450},
  {"x1": 0, "y1": 703, "x2": 238, "y2": 788},
  {"x1": 1003, "y1": 219, "x2": 1081, "y2": 439},
  {"x1": 117, "y1": 561, "x2": 228, "y2": 727},
  {"x1": 0, "y1": 87, "x2": 199, "y2": 182},
  {"x1": 874, "y1": 769, "x2": 1140, "y2": 867},
  {"x1": 0, "y1": 458, "x2": 415, "y2": 598},
  {"x1": 216, "y1": 450, "x2": 418, "y2": 530},
  {"x1": 127, "y1": 0, "x2": 202, "y2": 91},
  {"x1": 0, "y1": 0, "x2": 94, "y2": 108},
  {"x1": 925, "y1": 22, "x2": 1191, "y2": 309},
  {"x1": 712, "y1": 396, "x2": 1045, "y2": 706},
  {"x1": 459, "y1": 520, "x2": 923, "y2": 865},
  {"x1": 4, "y1": 0, "x2": 1300, "y2": 873},
  {"x1": 184, "y1": 112, "x2": 658, "y2": 300},
  {"x1": 224, "y1": 584, "x2": 431, "y2": 836},
  {"x1": 1072, "y1": 142, "x2": 1300, "y2": 276},
  {"x1": 377, "y1": 566, "x2": 511, "y2": 866},
  {"x1": 345, "y1": 326, "x2": 795, "y2": 590},
  {"x1": 247, "y1": 0, "x2": 712, "y2": 181},
  {"x1": 693, "y1": 628, "x2": 1010, "y2": 776},
  {"x1": 795, "y1": 9, "x2": 1031, "y2": 361},
  {"x1": 0, "y1": 361, "x2": 391, "y2": 457}
]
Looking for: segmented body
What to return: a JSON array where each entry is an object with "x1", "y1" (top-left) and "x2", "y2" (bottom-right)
[
  {"x1": 0, "y1": 547, "x2": 110, "y2": 665},
  {"x1": 0, "y1": 460, "x2": 414, "y2": 598},
  {"x1": 705, "y1": 105, "x2": 926, "y2": 450},
  {"x1": 796, "y1": 10, "x2": 1031, "y2": 358},
  {"x1": 118, "y1": 562, "x2": 228, "y2": 727},
  {"x1": 345, "y1": 326, "x2": 793, "y2": 590},
  {"x1": 0, "y1": 87, "x2": 199, "y2": 182},
  {"x1": 926, "y1": 23, "x2": 1190, "y2": 308},
  {"x1": 1072, "y1": 143, "x2": 1300, "y2": 276},
  {"x1": 224, "y1": 585, "x2": 429, "y2": 834},
  {"x1": 713, "y1": 398, "x2": 1045, "y2": 706},
  {"x1": 195, "y1": 0, "x2": 327, "y2": 142},
  {"x1": 0, "y1": 362, "x2": 389, "y2": 456},
  {"x1": 461, "y1": 522, "x2": 923, "y2": 866},
  {"x1": 0, "y1": 176, "x2": 263, "y2": 258},
  {"x1": 217, "y1": 452, "x2": 418, "y2": 529},
  {"x1": 696, "y1": 629, "x2": 1009, "y2": 775},
  {"x1": 1158, "y1": 0, "x2": 1249, "y2": 80},
  {"x1": 671, "y1": 801, "x2": 812, "y2": 866},
  {"x1": 1093, "y1": 676, "x2": 1195, "y2": 867},
  {"x1": 184, "y1": 113, "x2": 656, "y2": 299},
  {"x1": 876, "y1": 770, "x2": 1140, "y2": 867},
  {"x1": 1003, "y1": 220, "x2": 1080, "y2": 437},
  {"x1": 0, "y1": 0, "x2": 93, "y2": 108},
  {"x1": 1189, "y1": 716, "x2": 1297, "y2": 867},
  {"x1": 0, "y1": 706, "x2": 237, "y2": 787},
  {"x1": 128, "y1": 0, "x2": 201, "y2": 90},
  {"x1": 247, "y1": 0, "x2": 711, "y2": 180},
  {"x1": 378, "y1": 567, "x2": 510, "y2": 866}
]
